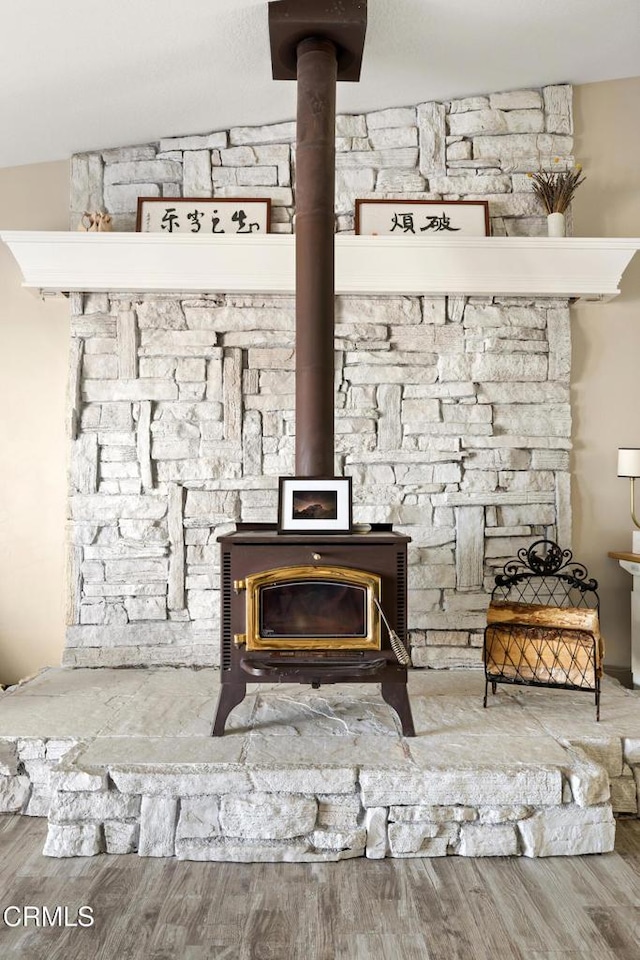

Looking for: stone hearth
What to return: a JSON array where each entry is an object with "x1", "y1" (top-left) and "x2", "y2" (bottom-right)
[{"x1": 1, "y1": 669, "x2": 638, "y2": 860}]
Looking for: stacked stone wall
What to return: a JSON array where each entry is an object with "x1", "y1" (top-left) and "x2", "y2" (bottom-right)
[
  {"x1": 72, "y1": 84, "x2": 573, "y2": 237},
  {"x1": 4, "y1": 735, "x2": 636, "y2": 860},
  {"x1": 65, "y1": 84, "x2": 574, "y2": 668},
  {"x1": 64, "y1": 290, "x2": 571, "y2": 668}
]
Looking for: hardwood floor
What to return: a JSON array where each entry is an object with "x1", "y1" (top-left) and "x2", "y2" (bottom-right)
[{"x1": 1, "y1": 816, "x2": 639, "y2": 960}]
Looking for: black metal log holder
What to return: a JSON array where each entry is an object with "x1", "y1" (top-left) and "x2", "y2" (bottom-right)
[{"x1": 483, "y1": 539, "x2": 602, "y2": 720}]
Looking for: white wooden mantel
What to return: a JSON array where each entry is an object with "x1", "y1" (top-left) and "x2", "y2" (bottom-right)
[{"x1": 2, "y1": 232, "x2": 639, "y2": 303}]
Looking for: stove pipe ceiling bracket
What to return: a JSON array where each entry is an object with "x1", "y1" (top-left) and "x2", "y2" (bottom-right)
[
  {"x1": 269, "y1": 1, "x2": 368, "y2": 479},
  {"x1": 269, "y1": 0, "x2": 368, "y2": 82}
]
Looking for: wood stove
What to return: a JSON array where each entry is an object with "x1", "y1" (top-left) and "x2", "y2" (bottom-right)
[
  {"x1": 212, "y1": 524, "x2": 414, "y2": 735},
  {"x1": 211, "y1": 1, "x2": 414, "y2": 736}
]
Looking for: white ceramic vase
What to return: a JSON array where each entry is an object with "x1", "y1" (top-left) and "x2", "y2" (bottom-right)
[{"x1": 547, "y1": 212, "x2": 566, "y2": 237}]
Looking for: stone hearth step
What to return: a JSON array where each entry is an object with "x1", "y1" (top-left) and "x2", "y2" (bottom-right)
[{"x1": 0, "y1": 668, "x2": 638, "y2": 860}]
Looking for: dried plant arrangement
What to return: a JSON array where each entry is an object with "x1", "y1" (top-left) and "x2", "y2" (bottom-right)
[{"x1": 528, "y1": 161, "x2": 586, "y2": 214}]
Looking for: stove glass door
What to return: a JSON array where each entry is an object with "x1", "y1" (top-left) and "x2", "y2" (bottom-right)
[
  {"x1": 244, "y1": 565, "x2": 381, "y2": 651},
  {"x1": 261, "y1": 579, "x2": 367, "y2": 639}
]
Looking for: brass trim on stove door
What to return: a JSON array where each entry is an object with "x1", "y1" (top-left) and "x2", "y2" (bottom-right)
[{"x1": 244, "y1": 564, "x2": 382, "y2": 651}]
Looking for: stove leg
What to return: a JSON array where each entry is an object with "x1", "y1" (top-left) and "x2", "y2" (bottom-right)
[
  {"x1": 212, "y1": 682, "x2": 247, "y2": 737},
  {"x1": 381, "y1": 682, "x2": 415, "y2": 737}
]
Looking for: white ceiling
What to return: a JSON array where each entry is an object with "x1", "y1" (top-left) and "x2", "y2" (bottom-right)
[{"x1": 2, "y1": 0, "x2": 639, "y2": 169}]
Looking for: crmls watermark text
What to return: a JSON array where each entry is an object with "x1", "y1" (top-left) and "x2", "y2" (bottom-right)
[{"x1": 2, "y1": 906, "x2": 94, "y2": 928}]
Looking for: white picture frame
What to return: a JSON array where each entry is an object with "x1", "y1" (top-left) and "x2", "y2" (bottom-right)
[{"x1": 278, "y1": 477, "x2": 353, "y2": 535}]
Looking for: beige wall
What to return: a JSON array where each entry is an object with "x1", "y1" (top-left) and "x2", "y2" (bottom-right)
[
  {"x1": 572, "y1": 77, "x2": 640, "y2": 671},
  {"x1": 0, "y1": 161, "x2": 70, "y2": 683},
  {"x1": 0, "y1": 77, "x2": 638, "y2": 682}
]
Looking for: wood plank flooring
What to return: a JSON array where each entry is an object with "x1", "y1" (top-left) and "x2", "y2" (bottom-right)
[{"x1": 0, "y1": 816, "x2": 639, "y2": 960}]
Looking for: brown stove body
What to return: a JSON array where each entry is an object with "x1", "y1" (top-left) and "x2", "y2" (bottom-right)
[{"x1": 212, "y1": 525, "x2": 414, "y2": 736}]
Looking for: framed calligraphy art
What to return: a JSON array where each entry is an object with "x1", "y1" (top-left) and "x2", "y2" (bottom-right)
[
  {"x1": 136, "y1": 197, "x2": 272, "y2": 235},
  {"x1": 355, "y1": 199, "x2": 489, "y2": 237}
]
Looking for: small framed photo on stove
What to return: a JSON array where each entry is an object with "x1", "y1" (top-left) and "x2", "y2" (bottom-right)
[{"x1": 278, "y1": 477, "x2": 353, "y2": 535}]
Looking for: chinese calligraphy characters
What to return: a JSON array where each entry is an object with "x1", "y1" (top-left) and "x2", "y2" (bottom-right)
[
  {"x1": 160, "y1": 206, "x2": 261, "y2": 234},
  {"x1": 390, "y1": 211, "x2": 460, "y2": 234},
  {"x1": 137, "y1": 198, "x2": 271, "y2": 235},
  {"x1": 354, "y1": 200, "x2": 489, "y2": 237}
]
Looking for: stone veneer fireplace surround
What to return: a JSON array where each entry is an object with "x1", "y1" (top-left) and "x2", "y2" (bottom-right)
[
  {"x1": 3, "y1": 75, "x2": 640, "y2": 862},
  {"x1": 2, "y1": 81, "x2": 640, "y2": 678}
]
